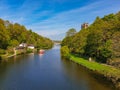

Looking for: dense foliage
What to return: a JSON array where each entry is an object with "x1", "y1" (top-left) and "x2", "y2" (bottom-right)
[
  {"x1": 60, "y1": 46, "x2": 70, "y2": 59},
  {"x1": 61, "y1": 12, "x2": 120, "y2": 63},
  {"x1": 0, "y1": 18, "x2": 53, "y2": 53}
]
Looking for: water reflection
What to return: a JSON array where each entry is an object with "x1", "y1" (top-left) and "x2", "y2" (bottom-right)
[
  {"x1": 0, "y1": 45, "x2": 115, "y2": 90},
  {"x1": 39, "y1": 53, "x2": 44, "y2": 58},
  {"x1": 53, "y1": 44, "x2": 61, "y2": 50},
  {"x1": 27, "y1": 53, "x2": 35, "y2": 60},
  {"x1": 60, "y1": 58, "x2": 114, "y2": 90}
]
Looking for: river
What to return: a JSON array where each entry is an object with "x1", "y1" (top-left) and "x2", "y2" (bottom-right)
[{"x1": 0, "y1": 45, "x2": 115, "y2": 90}]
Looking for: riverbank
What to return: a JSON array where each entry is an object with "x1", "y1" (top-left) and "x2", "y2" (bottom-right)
[
  {"x1": 0, "y1": 49, "x2": 37, "y2": 60},
  {"x1": 69, "y1": 54, "x2": 120, "y2": 89}
]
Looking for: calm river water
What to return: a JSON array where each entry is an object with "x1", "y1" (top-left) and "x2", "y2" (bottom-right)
[{"x1": 0, "y1": 45, "x2": 115, "y2": 90}]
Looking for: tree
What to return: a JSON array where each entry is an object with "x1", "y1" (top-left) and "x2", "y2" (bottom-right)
[
  {"x1": 9, "y1": 39, "x2": 19, "y2": 47},
  {"x1": 66, "y1": 28, "x2": 77, "y2": 37},
  {"x1": 112, "y1": 32, "x2": 120, "y2": 57},
  {"x1": 60, "y1": 46, "x2": 70, "y2": 59},
  {"x1": 0, "y1": 23, "x2": 10, "y2": 49},
  {"x1": 0, "y1": 18, "x2": 53, "y2": 51},
  {"x1": 61, "y1": 11, "x2": 120, "y2": 63}
]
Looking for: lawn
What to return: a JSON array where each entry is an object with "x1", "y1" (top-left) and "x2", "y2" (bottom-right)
[{"x1": 70, "y1": 55, "x2": 120, "y2": 78}]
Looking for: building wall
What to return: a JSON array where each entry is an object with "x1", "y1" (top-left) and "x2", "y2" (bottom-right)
[{"x1": 81, "y1": 23, "x2": 89, "y2": 29}]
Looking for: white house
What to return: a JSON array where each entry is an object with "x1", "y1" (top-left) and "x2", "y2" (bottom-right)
[
  {"x1": 27, "y1": 45, "x2": 35, "y2": 49},
  {"x1": 19, "y1": 43, "x2": 27, "y2": 47}
]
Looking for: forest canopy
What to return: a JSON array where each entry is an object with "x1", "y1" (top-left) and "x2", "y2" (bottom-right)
[
  {"x1": 61, "y1": 11, "x2": 120, "y2": 63},
  {"x1": 0, "y1": 18, "x2": 53, "y2": 51}
]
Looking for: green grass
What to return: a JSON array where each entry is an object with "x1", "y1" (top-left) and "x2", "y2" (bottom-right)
[{"x1": 70, "y1": 54, "x2": 120, "y2": 78}]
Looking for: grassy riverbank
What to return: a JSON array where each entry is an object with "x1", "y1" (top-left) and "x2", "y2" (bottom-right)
[
  {"x1": 0, "y1": 49, "x2": 36, "y2": 60},
  {"x1": 69, "y1": 54, "x2": 120, "y2": 89}
]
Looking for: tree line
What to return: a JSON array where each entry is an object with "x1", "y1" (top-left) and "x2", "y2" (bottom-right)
[
  {"x1": 0, "y1": 18, "x2": 53, "y2": 54},
  {"x1": 61, "y1": 11, "x2": 120, "y2": 63}
]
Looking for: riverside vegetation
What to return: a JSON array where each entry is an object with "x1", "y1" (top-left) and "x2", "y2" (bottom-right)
[
  {"x1": 61, "y1": 11, "x2": 120, "y2": 89},
  {"x1": 0, "y1": 18, "x2": 53, "y2": 60}
]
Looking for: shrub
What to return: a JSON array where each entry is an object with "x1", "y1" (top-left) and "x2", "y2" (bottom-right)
[
  {"x1": 0, "y1": 49, "x2": 6, "y2": 55},
  {"x1": 27, "y1": 49, "x2": 33, "y2": 53},
  {"x1": 60, "y1": 46, "x2": 70, "y2": 59}
]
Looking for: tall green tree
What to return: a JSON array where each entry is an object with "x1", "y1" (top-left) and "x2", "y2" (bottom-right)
[
  {"x1": 0, "y1": 23, "x2": 10, "y2": 49},
  {"x1": 66, "y1": 28, "x2": 77, "y2": 37},
  {"x1": 0, "y1": 18, "x2": 53, "y2": 51},
  {"x1": 61, "y1": 11, "x2": 120, "y2": 63}
]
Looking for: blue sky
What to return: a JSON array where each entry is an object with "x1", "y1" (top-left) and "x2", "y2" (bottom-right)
[{"x1": 0, "y1": 0, "x2": 120, "y2": 40}]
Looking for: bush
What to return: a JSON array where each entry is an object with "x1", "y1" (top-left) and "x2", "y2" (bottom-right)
[
  {"x1": 27, "y1": 49, "x2": 33, "y2": 53},
  {"x1": 0, "y1": 49, "x2": 6, "y2": 55},
  {"x1": 0, "y1": 56, "x2": 2, "y2": 60},
  {"x1": 60, "y1": 46, "x2": 70, "y2": 59},
  {"x1": 7, "y1": 47, "x2": 14, "y2": 54}
]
